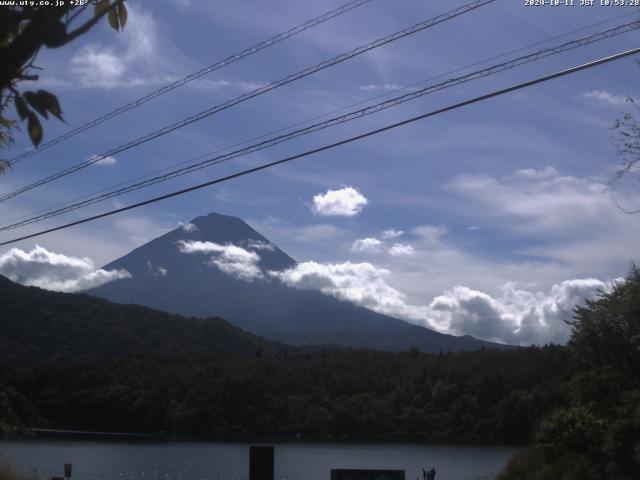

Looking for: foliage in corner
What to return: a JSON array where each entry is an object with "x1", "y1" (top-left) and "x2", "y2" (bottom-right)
[
  {"x1": 0, "y1": 0, "x2": 127, "y2": 155},
  {"x1": 499, "y1": 265, "x2": 640, "y2": 480}
]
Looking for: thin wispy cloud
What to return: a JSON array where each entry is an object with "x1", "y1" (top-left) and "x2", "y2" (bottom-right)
[
  {"x1": 190, "y1": 78, "x2": 265, "y2": 91},
  {"x1": 448, "y1": 167, "x2": 640, "y2": 236},
  {"x1": 583, "y1": 90, "x2": 630, "y2": 107},
  {"x1": 69, "y1": 5, "x2": 179, "y2": 89}
]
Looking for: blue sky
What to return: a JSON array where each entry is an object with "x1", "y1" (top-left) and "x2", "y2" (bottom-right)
[{"x1": 1, "y1": 0, "x2": 639, "y2": 345}]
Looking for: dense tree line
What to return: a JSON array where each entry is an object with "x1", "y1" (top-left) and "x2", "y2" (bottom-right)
[{"x1": 0, "y1": 346, "x2": 571, "y2": 444}]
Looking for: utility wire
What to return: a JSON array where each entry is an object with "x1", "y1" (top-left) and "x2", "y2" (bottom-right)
[
  {"x1": 3, "y1": 9, "x2": 634, "y2": 230},
  {"x1": 0, "y1": 0, "x2": 497, "y2": 204},
  {"x1": 7, "y1": 0, "x2": 374, "y2": 167},
  {"x1": 1, "y1": 47, "x2": 637, "y2": 247},
  {"x1": 3, "y1": 19, "x2": 638, "y2": 231}
]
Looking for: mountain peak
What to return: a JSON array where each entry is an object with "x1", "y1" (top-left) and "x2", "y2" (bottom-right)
[
  {"x1": 191, "y1": 211, "x2": 243, "y2": 226},
  {"x1": 177, "y1": 212, "x2": 276, "y2": 247},
  {"x1": 89, "y1": 212, "x2": 509, "y2": 352}
]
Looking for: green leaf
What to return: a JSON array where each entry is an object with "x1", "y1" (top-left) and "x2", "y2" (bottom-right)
[
  {"x1": 117, "y1": 3, "x2": 128, "y2": 30},
  {"x1": 94, "y1": 0, "x2": 110, "y2": 17},
  {"x1": 27, "y1": 112, "x2": 43, "y2": 147},
  {"x1": 108, "y1": 7, "x2": 120, "y2": 31},
  {"x1": 14, "y1": 95, "x2": 29, "y2": 121},
  {"x1": 23, "y1": 91, "x2": 48, "y2": 119},
  {"x1": 36, "y1": 90, "x2": 64, "y2": 121}
]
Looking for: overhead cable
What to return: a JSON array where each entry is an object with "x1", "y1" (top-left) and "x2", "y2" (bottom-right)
[
  {"x1": 0, "y1": 0, "x2": 497, "y2": 203},
  {"x1": 1, "y1": 46, "x2": 637, "y2": 247},
  {"x1": 3, "y1": 20, "x2": 638, "y2": 231},
  {"x1": 7, "y1": 0, "x2": 374, "y2": 166}
]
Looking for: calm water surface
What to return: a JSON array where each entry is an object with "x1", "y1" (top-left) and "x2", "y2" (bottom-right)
[{"x1": 0, "y1": 439, "x2": 518, "y2": 480}]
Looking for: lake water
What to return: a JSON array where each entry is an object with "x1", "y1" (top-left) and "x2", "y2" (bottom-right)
[{"x1": 0, "y1": 439, "x2": 518, "y2": 480}]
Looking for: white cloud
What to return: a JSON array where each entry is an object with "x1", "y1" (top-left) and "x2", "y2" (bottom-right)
[
  {"x1": 177, "y1": 240, "x2": 263, "y2": 282},
  {"x1": 89, "y1": 154, "x2": 117, "y2": 166},
  {"x1": 351, "y1": 237, "x2": 383, "y2": 253},
  {"x1": 244, "y1": 239, "x2": 275, "y2": 251},
  {"x1": 583, "y1": 90, "x2": 629, "y2": 106},
  {"x1": 312, "y1": 187, "x2": 368, "y2": 217},
  {"x1": 0, "y1": 246, "x2": 130, "y2": 292},
  {"x1": 388, "y1": 243, "x2": 415, "y2": 257},
  {"x1": 270, "y1": 261, "x2": 405, "y2": 312},
  {"x1": 381, "y1": 229, "x2": 403, "y2": 240},
  {"x1": 176, "y1": 241, "x2": 216, "y2": 254},
  {"x1": 146, "y1": 260, "x2": 168, "y2": 277},
  {"x1": 359, "y1": 83, "x2": 403, "y2": 92},
  {"x1": 427, "y1": 278, "x2": 612, "y2": 345},
  {"x1": 181, "y1": 222, "x2": 199, "y2": 233},
  {"x1": 269, "y1": 259, "x2": 612, "y2": 345}
]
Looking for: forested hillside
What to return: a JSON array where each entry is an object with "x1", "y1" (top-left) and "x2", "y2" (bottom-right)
[{"x1": 0, "y1": 274, "x2": 279, "y2": 361}]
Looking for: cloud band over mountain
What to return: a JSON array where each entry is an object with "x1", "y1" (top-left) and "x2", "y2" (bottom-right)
[{"x1": 0, "y1": 246, "x2": 130, "y2": 292}]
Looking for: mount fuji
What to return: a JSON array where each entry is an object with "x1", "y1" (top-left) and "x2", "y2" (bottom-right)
[{"x1": 88, "y1": 212, "x2": 508, "y2": 352}]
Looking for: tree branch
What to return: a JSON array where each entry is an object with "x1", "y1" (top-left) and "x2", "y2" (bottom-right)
[{"x1": 63, "y1": 0, "x2": 124, "y2": 45}]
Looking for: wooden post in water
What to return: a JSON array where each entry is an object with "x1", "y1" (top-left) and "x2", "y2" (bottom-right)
[{"x1": 249, "y1": 446, "x2": 274, "y2": 480}]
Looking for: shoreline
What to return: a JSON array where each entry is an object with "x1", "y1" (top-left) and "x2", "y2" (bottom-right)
[{"x1": 14, "y1": 427, "x2": 522, "y2": 448}]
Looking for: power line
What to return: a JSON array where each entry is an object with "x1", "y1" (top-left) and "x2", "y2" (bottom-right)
[
  {"x1": 3, "y1": 19, "x2": 638, "y2": 231},
  {"x1": 7, "y1": 0, "x2": 374, "y2": 167},
  {"x1": 1, "y1": 47, "x2": 637, "y2": 247},
  {"x1": 3, "y1": 9, "x2": 633, "y2": 231},
  {"x1": 0, "y1": 0, "x2": 497, "y2": 204}
]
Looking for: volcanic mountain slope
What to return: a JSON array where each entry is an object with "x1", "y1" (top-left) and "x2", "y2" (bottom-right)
[{"x1": 88, "y1": 212, "x2": 509, "y2": 352}]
